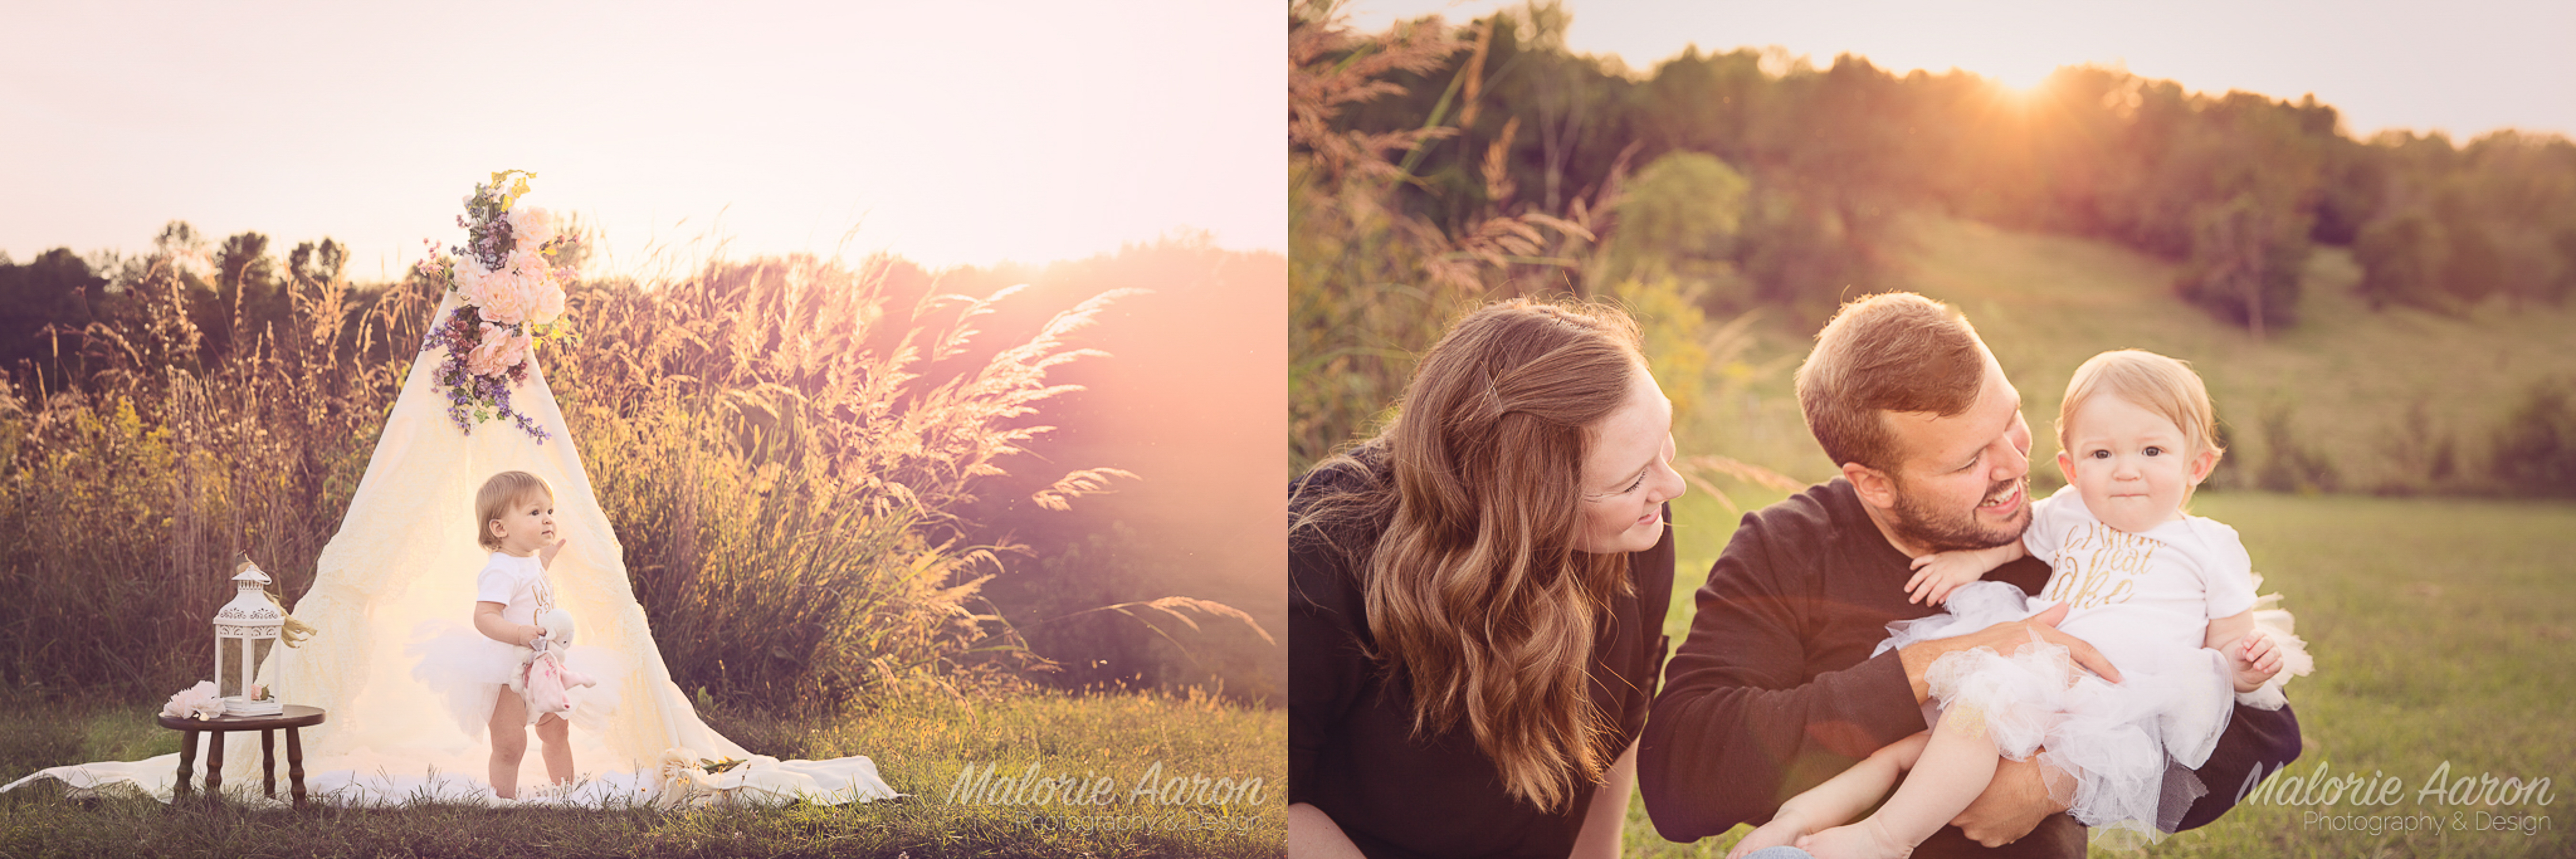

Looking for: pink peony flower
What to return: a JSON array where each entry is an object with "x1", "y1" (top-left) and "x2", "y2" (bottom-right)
[
  {"x1": 495, "y1": 248, "x2": 564, "y2": 325},
  {"x1": 453, "y1": 260, "x2": 487, "y2": 305},
  {"x1": 524, "y1": 278, "x2": 566, "y2": 326},
  {"x1": 465, "y1": 323, "x2": 532, "y2": 377},
  {"x1": 163, "y1": 681, "x2": 223, "y2": 721},
  {"x1": 464, "y1": 262, "x2": 532, "y2": 325},
  {"x1": 508, "y1": 206, "x2": 558, "y2": 249}
]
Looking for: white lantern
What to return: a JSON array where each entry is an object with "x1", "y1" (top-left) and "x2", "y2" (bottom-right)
[{"x1": 213, "y1": 565, "x2": 284, "y2": 702}]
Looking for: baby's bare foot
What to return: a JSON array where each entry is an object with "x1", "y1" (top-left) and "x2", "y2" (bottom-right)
[{"x1": 1796, "y1": 817, "x2": 1913, "y2": 859}]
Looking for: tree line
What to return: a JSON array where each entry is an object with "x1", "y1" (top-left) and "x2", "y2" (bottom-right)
[
  {"x1": 1313, "y1": 1, "x2": 2576, "y2": 333},
  {"x1": 0, "y1": 225, "x2": 374, "y2": 397}
]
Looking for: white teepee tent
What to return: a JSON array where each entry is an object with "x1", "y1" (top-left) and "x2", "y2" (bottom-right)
[{"x1": 5, "y1": 292, "x2": 898, "y2": 807}]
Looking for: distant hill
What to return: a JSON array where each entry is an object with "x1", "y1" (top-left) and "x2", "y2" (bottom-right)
[{"x1": 1693, "y1": 213, "x2": 2576, "y2": 500}]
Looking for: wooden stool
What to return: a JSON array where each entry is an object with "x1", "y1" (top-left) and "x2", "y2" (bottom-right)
[{"x1": 158, "y1": 705, "x2": 327, "y2": 807}]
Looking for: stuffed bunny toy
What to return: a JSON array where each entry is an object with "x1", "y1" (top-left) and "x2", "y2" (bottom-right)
[{"x1": 508, "y1": 608, "x2": 596, "y2": 723}]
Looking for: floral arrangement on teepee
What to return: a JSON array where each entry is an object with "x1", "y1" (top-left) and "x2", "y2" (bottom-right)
[{"x1": 414, "y1": 169, "x2": 576, "y2": 442}]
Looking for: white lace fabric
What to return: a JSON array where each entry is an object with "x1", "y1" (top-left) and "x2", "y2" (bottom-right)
[
  {"x1": 1873, "y1": 579, "x2": 2308, "y2": 848},
  {"x1": 4, "y1": 293, "x2": 898, "y2": 807}
]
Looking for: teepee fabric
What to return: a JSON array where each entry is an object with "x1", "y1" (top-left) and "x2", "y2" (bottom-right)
[{"x1": 5, "y1": 292, "x2": 898, "y2": 807}]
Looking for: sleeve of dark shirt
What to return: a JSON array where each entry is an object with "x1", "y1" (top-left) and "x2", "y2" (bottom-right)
[
  {"x1": 1635, "y1": 506, "x2": 1929, "y2": 842},
  {"x1": 1287, "y1": 478, "x2": 1366, "y2": 808},
  {"x1": 2174, "y1": 702, "x2": 2302, "y2": 829}
]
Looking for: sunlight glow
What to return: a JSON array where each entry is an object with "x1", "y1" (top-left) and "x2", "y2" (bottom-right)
[
  {"x1": 1981, "y1": 58, "x2": 2058, "y2": 94},
  {"x1": 1336, "y1": 0, "x2": 2576, "y2": 140},
  {"x1": 1, "y1": 1, "x2": 1283, "y2": 276}
]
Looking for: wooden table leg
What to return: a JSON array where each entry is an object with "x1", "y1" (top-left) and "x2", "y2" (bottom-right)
[
  {"x1": 174, "y1": 730, "x2": 197, "y2": 800},
  {"x1": 206, "y1": 730, "x2": 224, "y2": 798},
  {"x1": 286, "y1": 727, "x2": 306, "y2": 808},
  {"x1": 262, "y1": 729, "x2": 276, "y2": 799}
]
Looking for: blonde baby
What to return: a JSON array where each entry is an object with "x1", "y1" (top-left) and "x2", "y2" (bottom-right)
[
  {"x1": 468, "y1": 471, "x2": 574, "y2": 800},
  {"x1": 1731, "y1": 350, "x2": 2308, "y2": 858}
]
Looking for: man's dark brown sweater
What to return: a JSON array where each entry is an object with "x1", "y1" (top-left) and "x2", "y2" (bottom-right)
[{"x1": 1638, "y1": 478, "x2": 2301, "y2": 858}]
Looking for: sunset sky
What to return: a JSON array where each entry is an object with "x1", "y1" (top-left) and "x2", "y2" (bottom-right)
[
  {"x1": 1346, "y1": 0, "x2": 2576, "y2": 140},
  {"x1": 12, "y1": 3, "x2": 2568, "y2": 283},
  {"x1": 2, "y1": 1, "x2": 1283, "y2": 279}
]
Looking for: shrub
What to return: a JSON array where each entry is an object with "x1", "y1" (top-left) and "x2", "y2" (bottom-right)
[
  {"x1": 2255, "y1": 403, "x2": 2339, "y2": 494},
  {"x1": 2489, "y1": 378, "x2": 2576, "y2": 498},
  {"x1": 580, "y1": 391, "x2": 1004, "y2": 714},
  {"x1": 2373, "y1": 396, "x2": 2458, "y2": 496},
  {"x1": 2174, "y1": 192, "x2": 2311, "y2": 336},
  {"x1": 1604, "y1": 152, "x2": 1754, "y2": 310},
  {"x1": 2353, "y1": 210, "x2": 2449, "y2": 311}
]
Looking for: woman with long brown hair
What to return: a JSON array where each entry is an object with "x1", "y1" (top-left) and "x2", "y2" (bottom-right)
[{"x1": 1288, "y1": 299, "x2": 1685, "y2": 858}]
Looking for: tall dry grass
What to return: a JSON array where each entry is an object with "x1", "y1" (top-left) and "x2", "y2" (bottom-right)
[
  {"x1": 0, "y1": 239, "x2": 1147, "y2": 715},
  {"x1": 557, "y1": 255, "x2": 1147, "y2": 712},
  {"x1": 0, "y1": 252, "x2": 412, "y2": 692},
  {"x1": 1290, "y1": 2, "x2": 1796, "y2": 500}
]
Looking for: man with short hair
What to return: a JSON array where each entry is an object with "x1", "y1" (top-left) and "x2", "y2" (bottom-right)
[{"x1": 1636, "y1": 293, "x2": 2300, "y2": 858}]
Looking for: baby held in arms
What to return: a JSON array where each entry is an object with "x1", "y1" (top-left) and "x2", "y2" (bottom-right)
[{"x1": 1731, "y1": 350, "x2": 2312, "y2": 859}]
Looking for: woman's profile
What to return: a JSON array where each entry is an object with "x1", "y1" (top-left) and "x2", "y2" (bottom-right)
[{"x1": 1288, "y1": 298, "x2": 1684, "y2": 858}]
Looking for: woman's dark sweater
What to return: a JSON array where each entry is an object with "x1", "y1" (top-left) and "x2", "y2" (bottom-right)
[{"x1": 1289, "y1": 457, "x2": 1675, "y2": 858}]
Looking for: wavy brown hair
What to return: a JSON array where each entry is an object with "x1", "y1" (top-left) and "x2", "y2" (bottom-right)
[{"x1": 1293, "y1": 298, "x2": 1645, "y2": 812}]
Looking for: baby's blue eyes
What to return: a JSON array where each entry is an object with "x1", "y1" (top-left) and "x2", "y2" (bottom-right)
[{"x1": 2086, "y1": 447, "x2": 2168, "y2": 459}]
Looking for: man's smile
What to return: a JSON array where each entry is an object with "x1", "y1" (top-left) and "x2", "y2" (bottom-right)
[{"x1": 1979, "y1": 481, "x2": 2024, "y2": 514}]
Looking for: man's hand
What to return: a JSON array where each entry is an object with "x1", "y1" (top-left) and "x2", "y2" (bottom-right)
[
  {"x1": 1951, "y1": 755, "x2": 2067, "y2": 847},
  {"x1": 1897, "y1": 603, "x2": 2122, "y2": 702}
]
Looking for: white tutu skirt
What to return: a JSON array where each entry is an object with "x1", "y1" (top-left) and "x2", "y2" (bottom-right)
[
  {"x1": 1873, "y1": 582, "x2": 2233, "y2": 849},
  {"x1": 409, "y1": 620, "x2": 622, "y2": 738}
]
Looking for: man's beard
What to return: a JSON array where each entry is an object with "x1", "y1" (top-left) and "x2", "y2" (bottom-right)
[{"x1": 1887, "y1": 474, "x2": 2030, "y2": 554}]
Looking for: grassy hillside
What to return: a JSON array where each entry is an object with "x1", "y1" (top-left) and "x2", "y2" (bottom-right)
[
  {"x1": 1677, "y1": 213, "x2": 2576, "y2": 500},
  {"x1": 1664, "y1": 211, "x2": 2576, "y2": 622}
]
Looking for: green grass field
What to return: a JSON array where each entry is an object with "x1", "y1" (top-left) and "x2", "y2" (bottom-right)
[
  {"x1": 1612, "y1": 215, "x2": 2576, "y2": 857},
  {"x1": 0, "y1": 689, "x2": 1285, "y2": 858},
  {"x1": 1621, "y1": 478, "x2": 2576, "y2": 859}
]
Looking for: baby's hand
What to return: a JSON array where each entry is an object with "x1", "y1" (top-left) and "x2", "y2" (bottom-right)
[
  {"x1": 1905, "y1": 551, "x2": 1988, "y2": 606},
  {"x1": 540, "y1": 535, "x2": 569, "y2": 569},
  {"x1": 1729, "y1": 816, "x2": 1812, "y2": 859},
  {"x1": 2230, "y1": 634, "x2": 2283, "y2": 692}
]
